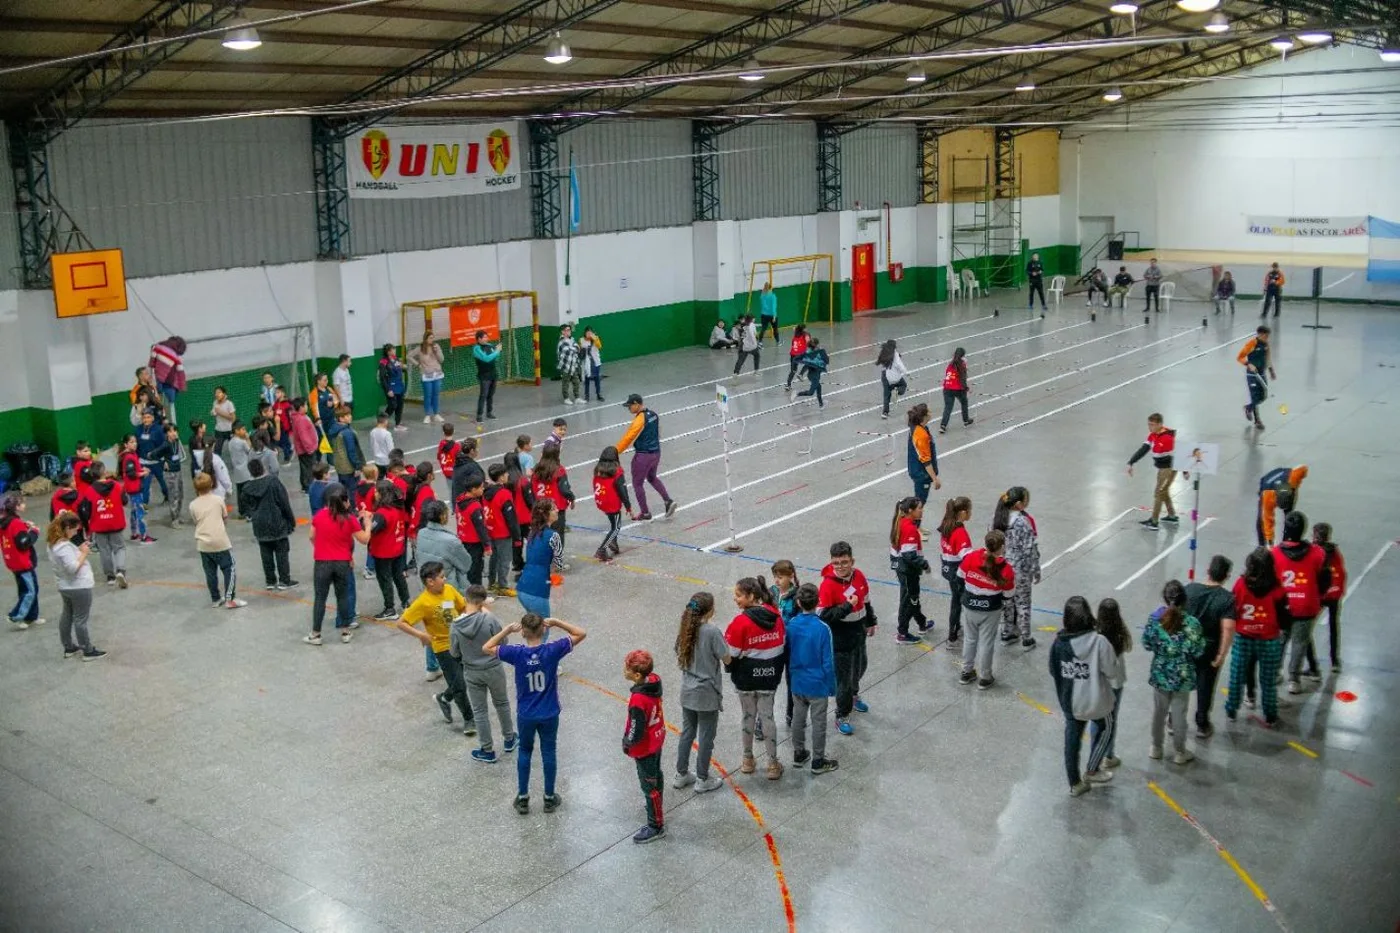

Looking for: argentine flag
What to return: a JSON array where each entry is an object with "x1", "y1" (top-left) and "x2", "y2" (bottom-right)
[{"x1": 1368, "y1": 215, "x2": 1400, "y2": 283}]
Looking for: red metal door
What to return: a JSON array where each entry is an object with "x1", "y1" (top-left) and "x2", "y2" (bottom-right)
[{"x1": 853, "y1": 243, "x2": 876, "y2": 313}]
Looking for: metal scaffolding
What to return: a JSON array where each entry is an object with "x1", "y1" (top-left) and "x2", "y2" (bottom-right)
[
  {"x1": 990, "y1": 127, "x2": 1024, "y2": 289},
  {"x1": 917, "y1": 126, "x2": 939, "y2": 205},
  {"x1": 950, "y1": 152, "x2": 1022, "y2": 292},
  {"x1": 817, "y1": 122, "x2": 842, "y2": 213},
  {"x1": 530, "y1": 124, "x2": 563, "y2": 240},
  {"x1": 692, "y1": 123, "x2": 721, "y2": 222}
]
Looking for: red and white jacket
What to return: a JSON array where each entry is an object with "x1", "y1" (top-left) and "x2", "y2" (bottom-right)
[
  {"x1": 622, "y1": 673, "x2": 666, "y2": 759},
  {"x1": 957, "y1": 549, "x2": 1015, "y2": 611}
]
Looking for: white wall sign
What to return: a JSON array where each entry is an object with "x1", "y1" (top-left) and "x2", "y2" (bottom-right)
[
  {"x1": 1246, "y1": 215, "x2": 1368, "y2": 238},
  {"x1": 346, "y1": 122, "x2": 522, "y2": 198}
]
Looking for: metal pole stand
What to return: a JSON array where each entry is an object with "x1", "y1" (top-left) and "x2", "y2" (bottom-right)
[
  {"x1": 720, "y1": 408, "x2": 743, "y2": 553},
  {"x1": 1188, "y1": 473, "x2": 1201, "y2": 582},
  {"x1": 1301, "y1": 294, "x2": 1332, "y2": 331}
]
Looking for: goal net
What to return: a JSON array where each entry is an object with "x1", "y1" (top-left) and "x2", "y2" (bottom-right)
[
  {"x1": 743, "y1": 254, "x2": 835, "y2": 326},
  {"x1": 398, "y1": 291, "x2": 540, "y2": 403},
  {"x1": 168, "y1": 322, "x2": 315, "y2": 425}
]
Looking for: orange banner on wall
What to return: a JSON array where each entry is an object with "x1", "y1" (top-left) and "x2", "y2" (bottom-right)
[{"x1": 449, "y1": 301, "x2": 500, "y2": 346}]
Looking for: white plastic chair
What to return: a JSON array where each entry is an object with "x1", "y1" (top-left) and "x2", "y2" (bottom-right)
[
  {"x1": 947, "y1": 267, "x2": 962, "y2": 301},
  {"x1": 961, "y1": 267, "x2": 983, "y2": 299},
  {"x1": 1114, "y1": 282, "x2": 1137, "y2": 308},
  {"x1": 1160, "y1": 281, "x2": 1175, "y2": 311},
  {"x1": 1047, "y1": 275, "x2": 1065, "y2": 305}
]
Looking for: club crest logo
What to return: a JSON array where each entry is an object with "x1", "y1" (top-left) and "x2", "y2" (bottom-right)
[
  {"x1": 361, "y1": 130, "x2": 390, "y2": 180},
  {"x1": 486, "y1": 129, "x2": 511, "y2": 175}
]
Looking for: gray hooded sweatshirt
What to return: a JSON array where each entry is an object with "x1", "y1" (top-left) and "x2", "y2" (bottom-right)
[
  {"x1": 1049, "y1": 630, "x2": 1117, "y2": 721},
  {"x1": 450, "y1": 609, "x2": 504, "y2": 673}
]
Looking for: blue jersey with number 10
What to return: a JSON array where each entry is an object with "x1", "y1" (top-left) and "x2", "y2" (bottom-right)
[{"x1": 498, "y1": 637, "x2": 573, "y2": 721}]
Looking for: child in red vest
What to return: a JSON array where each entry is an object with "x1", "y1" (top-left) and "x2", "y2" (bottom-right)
[
  {"x1": 454, "y1": 477, "x2": 491, "y2": 587},
  {"x1": 83, "y1": 462, "x2": 130, "y2": 588},
  {"x1": 592, "y1": 446, "x2": 633, "y2": 563},
  {"x1": 369, "y1": 481, "x2": 411, "y2": 621},
  {"x1": 485, "y1": 464, "x2": 520, "y2": 597},
  {"x1": 118, "y1": 433, "x2": 154, "y2": 543},
  {"x1": 1, "y1": 493, "x2": 42, "y2": 628},
  {"x1": 623, "y1": 649, "x2": 666, "y2": 844}
]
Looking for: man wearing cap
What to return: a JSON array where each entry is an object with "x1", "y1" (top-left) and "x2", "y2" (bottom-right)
[{"x1": 617, "y1": 394, "x2": 676, "y2": 522}]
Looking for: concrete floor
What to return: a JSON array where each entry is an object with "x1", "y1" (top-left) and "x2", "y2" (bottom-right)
[{"x1": 2, "y1": 293, "x2": 1398, "y2": 933}]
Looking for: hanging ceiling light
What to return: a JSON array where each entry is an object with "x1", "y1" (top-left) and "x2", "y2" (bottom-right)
[
  {"x1": 1108, "y1": 1, "x2": 1139, "y2": 13},
  {"x1": 1297, "y1": 28, "x2": 1332, "y2": 44},
  {"x1": 543, "y1": 32, "x2": 572, "y2": 64},
  {"x1": 1103, "y1": 86, "x2": 1124, "y2": 102},
  {"x1": 1269, "y1": 35, "x2": 1295, "y2": 51},
  {"x1": 1015, "y1": 73, "x2": 1036, "y2": 91},
  {"x1": 738, "y1": 56, "x2": 764, "y2": 81},
  {"x1": 906, "y1": 64, "x2": 926, "y2": 83},
  {"x1": 1175, "y1": 0, "x2": 1219, "y2": 11},
  {"x1": 1204, "y1": 12, "x2": 1230, "y2": 33},
  {"x1": 220, "y1": 17, "x2": 262, "y2": 51}
]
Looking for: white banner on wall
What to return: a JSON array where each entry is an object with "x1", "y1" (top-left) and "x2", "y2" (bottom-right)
[
  {"x1": 346, "y1": 122, "x2": 522, "y2": 199},
  {"x1": 1245, "y1": 215, "x2": 1368, "y2": 238}
]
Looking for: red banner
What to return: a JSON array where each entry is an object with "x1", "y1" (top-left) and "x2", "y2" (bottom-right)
[{"x1": 449, "y1": 301, "x2": 500, "y2": 347}]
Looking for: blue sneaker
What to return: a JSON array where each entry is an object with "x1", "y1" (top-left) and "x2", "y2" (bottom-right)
[
  {"x1": 836, "y1": 718, "x2": 854, "y2": 735},
  {"x1": 853, "y1": 698, "x2": 870, "y2": 714},
  {"x1": 895, "y1": 632, "x2": 923, "y2": 645},
  {"x1": 471, "y1": 748, "x2": 498, "y2": 764},
  {"x1": 633, "y1": 825, "x2": 665, "y2": 845},
  {"x1": 503, "y1": 734, "x2": 518, "y2": 754}
]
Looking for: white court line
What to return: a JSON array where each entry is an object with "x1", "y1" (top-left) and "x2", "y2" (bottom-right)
[
  {"x1": 402, "y1": 312, "x2": 1000, "y2": 458},
  {"x1": 1114, "y1": 518, "x2": 1216, "y2": 591},
  {"x1": 577, "y1": 321, "x2": 1167, "y2": 509},
  {"x1": 1042, "y1": 507, "x2": 1140, "y2": 570},
  {"x1": 698, "y1": 328, "x2": 1254, "y2": 552},
  {"x1": 1341, "y1": 540, "x2": 1396, "y2": 605}
]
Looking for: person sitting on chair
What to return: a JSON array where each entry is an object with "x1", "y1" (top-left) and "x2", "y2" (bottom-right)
[
  {"x1": 1214, "y1": 271, "x2": 1237, "y2": 315},
  {"x1": 1085, "y1": 268, "x2": 1110, "y2": 307},
  {"x1": 1110, "y1": 266, "x2": 1134, "y2": 306}
]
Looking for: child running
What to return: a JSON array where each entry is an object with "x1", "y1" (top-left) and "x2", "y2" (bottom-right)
[
  {"x1": 622, "y1": 649, "x2": 667, "y2": 844},
  {"x1": 673, "y1": 593, "x2": 727, "y2": 795},
  {"x1": 724, "y1": 576, "x2": 785, "y2": 780},
  {"x1": 889, "y1": 496, "x2": 931, "y2": 644},
  {"x1": 592, "y1": 446, "x2": 633, "y2": 563},
  {"x1": 795, "y1": 337, "x2": 828, "y2": 408},
  {"x1": 785, "y1": 324, "x2": 808, "y2": 390},
  {"x1": 484, "y1": 613, "x2": 588, "y2": 815},
  {"x1": 786, "y1": 583, "x2": 838, "y2": 775},
  {"x1": 451, "y1": 584, "x2": 517, "y2": 763},
  {"x1": 876, "y1": 340, "x2": 909, "y2": 419},
  {"x1": 994, "y1": 486, "x2": 1041, "y2": 649},
  {"x1": 1237, "y1": 325, "x2": 1275, "y2": 430},
  {"x1": 1049, "y1": 596, "x2": 1117, "y2": 796},
  {"x1": 957, "y1": 530, "x2": 1015, "y2": 689},
  {"x1": 940, "y1": 347, "x2": 973, "y2": 433},
  {"x1": 1143, "y1": 580, "x2": 1206, "y2": 765},
  {"x1": 938, "y1": 496, "x2": 973, "y2": 649}
]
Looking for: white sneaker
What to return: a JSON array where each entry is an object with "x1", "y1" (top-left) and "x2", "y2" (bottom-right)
[
  {"x1": 695, "y1": 775, "x2": 725, "y2": 793},
  {"x1": 672, "y1": 771, "x2": 697, "y2": 789},
  {"x1": 340, "y1": 630, "x2": 354, "y2": 643},
  {"x1": 31, "y1": 617, "x2": 47, "y2": 626},
  {"x1": 302, "y1": 633, "x2": 323, "y2": 646},
  {"x1": 1149, "y1": 745, "x2": 1163, "y2": 760},
  {"x1": 9, "y1": 619, "x2": 29, "y2": 631},
  {"x1": 1287, "y1": 680, "x2": 1302, "y2": 695},
  {"x1": 1103, "y1": 756, "x2": 1122, "y2": 769},
  {"x1": 425, "y1": 670, "x2": 444, "y2": 682},
  {"x1": 423, "y1": 416, "x2": 432, "y2": 424},
  {"x1": 1069, "y1": 781, "x2": 1091, "y2": 797},
  {"x1": 1085, "y1": 770, "x2": 1115, "y2": 783},
  {"x1": 211, "y1": 599, "x2": 224, "y2": 609},
  {"x1": 433, "y1": 414, "x2": 445, "y2": 423},
  {"x1": 562, "y1": 398, "x2": 574, "y2": 406},
  {"x1": 1173, "y1": 750, "x2": 1196, "y2": 765}
]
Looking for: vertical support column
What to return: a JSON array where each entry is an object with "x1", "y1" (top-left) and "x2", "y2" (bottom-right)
[
  {"x1": 816, "y1": 121, "x2": 842, "y2": 213},
  {"x1": 530, "y1": 122, "x2": 562, "y2": 240},
  {"x1": 692, "y1": 122, "x2": 720, "y2": 223},
  {"x1": 8, "y1": 122, "x2": 56, "y2": 288},
  {"x1": 313, "y1": 118, "x2": 351, "y2": 260},
  {"x1": 917, "y1": 124, "x2": 939, "y2": 205}
]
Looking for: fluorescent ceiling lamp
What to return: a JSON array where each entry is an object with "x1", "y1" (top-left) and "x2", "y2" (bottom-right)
[
  {"x1": 220, "y1": 18, "x2": 262, "y2": 51},
  {"x1": 1381, "y1": 47, "x2": 1400, "y2": 63},
  {"x1": 543, "y1": 32, "x2": 572, "y2": 64},
  {"x1": 1269, "y1": 35, "x2": 1294, "y2": 51},
  {"x1": 739, "y1": 56, "x2": 764, "y2": 81},
  {"x1": 1109, "y1": 2, "x2": 1138, "y2": 13},
  {"x1": 1103, "y1": 86, "x2": 1124, "y2": 102},
  {"x1": 1297, "y1": 29, "x2": 1332, "y2": 44},
  {"x1": 1204, "y1": 13, "x2": 1230, "y2": 33},
  {"x1": 906, "y1": 64, "x2": 926, "y2": 83},
  {"x1": 1176, "y1": 0, "x2": 1219, "y2": 11},
  {"x1": 1015, "y1": 74, "x2": 1036, "y2": 91}
]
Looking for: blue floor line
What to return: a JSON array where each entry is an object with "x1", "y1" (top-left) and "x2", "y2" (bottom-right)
[{"x1": 566, "y1": 519, "x2": 1065, "y2": 618}]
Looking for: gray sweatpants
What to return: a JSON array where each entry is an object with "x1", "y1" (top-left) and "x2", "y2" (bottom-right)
[
  {"x1": 791, "y1": 694, "x2": 830, "y2": 762},
  {"x1": 165, "y1": 470, "x2": 185, "y2": 524},
  {"x1": 59, "y1": 589, "x2": 93, "y2": 652},
  {"x1": 677, "y1": 707, "x2": 719, "y2": 780},
  {"x1": 92, "y1": 531, "x2": 126, "y2": 578},
  {"x1": 1286, "y1": 616, "x2": 1317, "y2": 681},
  {"x1": 1151, "y1": 687, "x2": 1190, "y2": 755},
  {"x1": 961, "y1": 607, "x2": 1000, "y2": 678},
  {"x1": 462, "y1": 664, "x2": 515, "y2": 754},
  {"x1": 739, "y1": 690, "x2": 778, "y2": 762}
]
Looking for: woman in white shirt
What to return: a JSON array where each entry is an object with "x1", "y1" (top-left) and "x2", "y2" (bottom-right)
[
  {"x1": 876, "y1": 339, "x2": 909, "y2": 419},
  {"x1": 191, "y1": 441, "x2": 232, "y2": 502}
]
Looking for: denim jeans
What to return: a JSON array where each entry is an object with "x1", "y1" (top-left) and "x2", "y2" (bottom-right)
[
  {"x1": 422, "y1": 377, "x2": 443, "y2": 416},
  {"x1": 8, "y1": 569, "x2": 39, "y2": 622},
  {"x1": 517, "y1": 590, "x2": 551, "y2": 618},
  {"x1": 583, "y1": 366, "x2": 602, "y2": 401},
  {"x1": 476, "y1": 378, "x2": 497, "y2": 420},
  {"x1": 425, "y1": 644, "x2": 440, "y2": 673},
  {"x1": 129, "y1": 486, "x2": 148, "y2": 537},
  {"x1": 517, "y1": 716, "x2": 560, "y2": 797}
]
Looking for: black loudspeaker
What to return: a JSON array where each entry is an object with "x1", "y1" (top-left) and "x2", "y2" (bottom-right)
[
  {"x1": 1107, "y1": 241, "x2": 1125, "y2": 261},
  {"x1": 1312, "y1": 266, "x2": 1322, "y2": 299}
]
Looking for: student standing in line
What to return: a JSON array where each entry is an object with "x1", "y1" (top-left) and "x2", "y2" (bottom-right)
[
  {"x1": 556, "y1": 324, "x2": 582, "y2": 405},
  {"x1": 580, "y1": 327, "x2": 604, "y2": 403},
  {"x1": 189, "y1": 472, "x2": 246, "y2": 610},
  {"x1": 938, "y1": 496, "x2": 973, "y2": 649},
  {"x1": 210, "y1": 385, "x2": 236, "y2": 451},
  {"x1": 1126, "y1": 413, "x2": 1180, "y2": 529},
  {"x1": 531, "y1": 444, "x2": 575, "y2": 552},
  {"x1": 305, "y1": 483, "x2": 372, "y2": 645},
  {"x1": 332, "y1": 354, "x2": 355, "y2": 415},
  {"x1": 622, "y1": 649, "x2": 667, "y2": 844},
  {"x1": 591, "y1": 446, "x2": 633, "y2": 563},
  {"x1": 451, "y1": 584, "x2": 518, "y2": 763},
  {"x1": 408, "y1": 331, "x2": 445, "y2": 425},
  {"x1": 616, "y1": 395, "x2": 676, "y2": 523},
  {"x1": 1184, "y1": 555, "x2": 1235, "y2": 738},
  {"x1": 1088, "y1": 598, "x2": 1130, "y2": 773},
  {"x1": 875, "y1": 340, "x2": 909, "y2": 420},
  {"x1": 50, "y1": 472, "x2": 83, "y2": 527},
  {"x1": 673, "y1": 593, "x2": 727, "y2": 794},
  {"x1": 769, "y1": 559, "x2": 800, "y2": 732},
  {"x1": 1214, "y1": 271, "x2": 1237, "y2": 315},
  {"x1": 369, "y1": 412, "x2": 394, "y2": 473},
  {"x1": 505, "y1": 452, "x2": 534, "y2": 576},
  {"x1": 817, "y1": 542, "x2": 876, "y2": 734},
  {"x1": 224, "y1": 422, "x2": 253, "y2": 519},
  {"x1": 758, "y1": 281, "x2": 779, "y2": 344},
  {"x1": 906, "y1": 403, "x2": 942, "y2": 506},
  {"x1": 378, "y1": 344, "x2": 408, "y2": 431},
  {"x1": 160, "y1": 424, "x2": 186, "y2": 528},
  {"x1": 471, "y1": 330, "x2": 500, "y2": 423},
  {"x1": 404, "y1": 461, "x2": 437, "y2": 571},
  {"x1": 940, "y1": 347, "x2": 973, "y2": 433},
  {"x1": 1238, "y1": 325, "x2": 1276, "y2": 431},
  {"x1": 415, "y1": 500, "x2": 473, "y2": 593},
  {"x1": 517, "y1": 499, "x2": 565, "y2": 618},
  {"x1": 484, "y1": 464, "x2": 519, "y2": 596},
  {"x1": 118, "y1": 433, "x2": 152, "y2": 542},
  {"x1": 242, "y1": 458, "x2": 298, "y2": 591},
  {"x1": 47, "y1": 511, "x2": 104, "y2": 660},
  {"x1": 82, "y1": 463, "x2": 129, "y2": 589},
  {"x1": 956, "y1": 530, "x2": 1014, "y2": 689},
  {"x1": 724, "y1": 576, "x2": 785, "y2": 781},
  {"x1": 327, "y1": 405, "x2": 366, "y2": 491},
  {"x1": 785, "y1": 324, "x2": 808, "y2": 391},
  {"x1": 993, "y1": 486, "x2": 1040, "y2": 648},
  {"x1": 1049, "y1": 596, "x2": 1117, "y2": 796},
  {"x1": 1142, "y1": 258, "x2": 1163, "y2": 313},
  {"x1": 1224, "y1": 548, "x2": 1291, "y2": 725},
  {"x1": 1271, "y1": 511, "x2": 1329, "y2": 695},
  {"x1": 449, "y1": 437, "x2": 486, "y2": 504},
  {"x1": 1261, "y1": 262, "x2": 1285, "y2": 318},
  {"x1": 1026, "y1": 252, "x2": 1048, "y2": 313},
  {"x1": 395, "y1": 562, "x2": 473, "y2": 732},
  {"x1": 1, "y1": 494, "x2": 42, "y2": 629},
  {"x1": 484, "y1": 612, "x2": 588, "y2": 815},
  {"x1": 786, "y1": 582, "x2": 838, "y2": 775},
  {"x1": 1143, "y1": 580, "x2": 1206, "y2": 764},
  {"x1": 454, "y1": 476, "x2": 491, "y2": 588},
  {"x1": 1312, "y1": 523, "x2": 1346, "y2": 672},
  {"x1": 368, "y1": 481, "x2": 411, "y2": 621},
  {"x1": 289, "y1": 399, "x2": 319, "y2": 492},
  {"x1": 889, "y1": 496, "x2": 931, "y2": 644}
]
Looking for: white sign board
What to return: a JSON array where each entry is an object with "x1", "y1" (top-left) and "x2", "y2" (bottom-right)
[
  {"x1": 715, "y1": 383, "x2": 729, "y2": 415},
  {"x1": 1178, "y1": 442, "x2": 1220, "y2": 476},
  {"x1": 1246, "y1": 215, "x2": 1368, "y2": 238},
  {"x1": 346, "y1": 122, "x2": 522, "y2": 199}
]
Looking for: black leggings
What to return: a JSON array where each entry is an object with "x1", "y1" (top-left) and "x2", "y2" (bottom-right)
[
  {"x1": 383, "y1": 392, "x2": 404, "y2": 426},
  {"x1": 786, "y1": 357, "x2": 802, "y2": 388},
  {"x1": 312, "y1": 560, "x2": 353, "y2": 633},
  {"x1": 896, "y1": 568, "x2": 924, "y2": 636},
  {"x1": 760, "y1": 317, "x2": 779, "y2": 342},
  {"x1": 1028, "y1": 279, "x2": 1046, "y2": 308},
  {"x1": 1306, "y1": 599, "x2": 1341, "y2": 668},
  {"x1": 940, "y1": 389, "x2": 969, "y2": 428},
  {"x1": 374, "y1": 552, "x2": 409, "y2": 613},
  {"x1": 944, "y1": 570, "x2": 964, "y2": 641},
  {"x1": 881, "y1": 375, "x2": 908, "y2": 416},
  {"x1": 476, "y1": 379, "x2": 497, "y2": 420}
]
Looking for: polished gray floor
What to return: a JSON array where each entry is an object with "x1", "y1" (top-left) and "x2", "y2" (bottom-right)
[{"x1": 3, "y1": 294, "x2": 1399, "y2": 933}]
